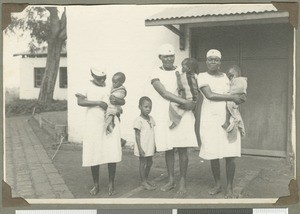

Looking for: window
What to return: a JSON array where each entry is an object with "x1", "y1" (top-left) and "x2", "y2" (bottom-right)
[
  {"x1": 59, "y1": 67, "x2": 68, "y2": 88},
  {"x1": 34, "y1": 67, "x2": 45, "y2": 88}
]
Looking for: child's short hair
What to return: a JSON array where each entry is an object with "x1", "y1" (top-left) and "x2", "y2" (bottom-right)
[
  {"x1": 182, "y1": 58, "x2": 199, "y2": 74},
  {"x1": 228, "y1": 65, "x2": 241, "y2": 77},
  {"x1": 114, "y1": 72, "x2": 126, "y2": 83},
  {"x1": 139, "y1": 96, "x2": 152, "y2": 106}
]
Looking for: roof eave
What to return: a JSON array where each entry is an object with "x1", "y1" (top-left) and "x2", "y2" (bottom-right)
[
  {"x1": 145, "y1": 11, "x2": 289, "y2": 26},
  {"x1": 13, "y1": 53, "x2": 67, "y2": 57}
]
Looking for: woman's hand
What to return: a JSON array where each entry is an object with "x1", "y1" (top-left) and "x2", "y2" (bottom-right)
[
  {"x1": 139, "y1": 148, "x2": 145, "y2": 157},
  {"x1": 232, "y1": 94, "x2": 246, "y2": 105},
  {"x1": 179, "y1": 100, "x2": 196, "y2": 111},
  {"x1": 98, "y1": 101, "x2": 108, "y2": 110},
  {"x1": 109, "y1": 95, "x2": 117, "y2": 105},
  {"x1": 110, "y1": 95, "x2": 125, "y2": 106}
]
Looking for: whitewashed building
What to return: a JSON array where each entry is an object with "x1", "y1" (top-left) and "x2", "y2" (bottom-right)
[
  {"x1": 14, "y1": 48, "x2": 68, "y2": 100},
  {"x1": 67, "y1": 5, "x2": 189, "y2": 145},
  {"x1": 67, "y1": 4, "x2": 295, "y2": 158}
]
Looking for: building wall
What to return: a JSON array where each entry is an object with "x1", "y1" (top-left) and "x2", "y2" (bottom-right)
[
  {"x1": 19, "y1": 57, "x2": 67, "y2": 100},
  {"x1": 67, "y1": 5, "x2": 190, "y2": 143}
]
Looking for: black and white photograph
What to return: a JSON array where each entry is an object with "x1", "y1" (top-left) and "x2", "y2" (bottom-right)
[{"x1": 3, "y1": 3, "x2": 297, "y2": 204}]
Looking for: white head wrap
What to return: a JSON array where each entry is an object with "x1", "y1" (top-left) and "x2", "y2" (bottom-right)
[
  {"x1": 158, "y1": 43, "x2": 175, "y2": 56},
  {"x1": 206, "y1": 49, "x2": 222, "y2": 59},
  {"x1": 90, "y1": 67, "x2": 106, "y2": 77}
]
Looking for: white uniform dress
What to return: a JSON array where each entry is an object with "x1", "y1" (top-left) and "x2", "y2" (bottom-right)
[
  {"x1": 80, "y1": 80, "x2": 122, "y2": 167},
  {"x1": 133, "y1": 116, "x2": 156, "y2": 157},
  {"x1": 197, "y1": 72, "x2": 241, "y2": 160},
  {"x1": 150, "y1": 67, "x2": 198, "y2": 152}
]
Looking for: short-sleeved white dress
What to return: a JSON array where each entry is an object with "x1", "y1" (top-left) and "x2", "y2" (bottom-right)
[
  {"x1": 80, "y1": 80, "x2": 122, "y2": 167},
  {"x1": 150, "y1": 67, "x2": 198, "y2": 152},
  {"x1": 133, "y1": 116, "x2": 156, "y2": 157},
  {"x1": 197, "y1": 72, "x2": 241, "y2": 160}
]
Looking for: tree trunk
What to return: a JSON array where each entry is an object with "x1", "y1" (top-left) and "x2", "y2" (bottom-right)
[{"x1": 38, "y1": 7, "x2": 66, "y2": 103}]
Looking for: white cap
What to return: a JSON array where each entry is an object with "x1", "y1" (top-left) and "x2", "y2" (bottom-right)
[
  {"x1": 207, "y1": 49, "x2": 222, "y2": 59},
  {"x1": 158, "y1": 43, "x2": 175, "y2": 56},
  {"x1": 91, "y1": 67, "x2": 106, "y2": 77}
]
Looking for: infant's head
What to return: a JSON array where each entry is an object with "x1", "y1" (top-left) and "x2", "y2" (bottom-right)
[
  {"x1": 112, "y1": 72, "x2": 126, "y2": 89},
  {"x1": 181, "y1": 58, "x2": 199, "y2": 74},
  {"x1": 227, "y1": 65, "x2": 241, "y2": 80}
]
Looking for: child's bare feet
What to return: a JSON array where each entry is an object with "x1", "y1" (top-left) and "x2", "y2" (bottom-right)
[
  {"x1": 160, "y1": 182, "x2": 176, "y2": 192},
  {"x1": 222, "y1": 121, "x2": 230, "y2": 130},
  {"x1": 208, "y1": 185, "x2": 222, "y2": 195},
  {"x1": 142, "y1": 182, "x2": 156, "y2": 190},
  {"x1": 90, "y1": 186, "x2": 99, "y2": 195},
  {"x1": 106, "y1": 123, "x2": 115, "y2": 135},
  {"x1": 106, "y1": 126, "x2": 112, "y2": 135},
  {"x1": 169, "y1": 123, "x2": 177, "y2": 129}
]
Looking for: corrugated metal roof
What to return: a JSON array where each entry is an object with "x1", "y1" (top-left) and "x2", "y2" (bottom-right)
[{"x1": 146, "y1": 4, "x2": 278, "y2": 21}]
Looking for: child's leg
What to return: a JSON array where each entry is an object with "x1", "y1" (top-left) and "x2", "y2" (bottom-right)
[
  {"x1": 106, "y1": 115, "x2": 115, "y2": 135},
  {"x1": 108, "y1": 163, "x2": 116, "y2": 196},
  {"x1": 145, "y1": 157, "x2": 156, "y2": 187},
  {"x1": 169, "y1": 122, "x2": 177, "y2": 129},
  {"x1": 237, "y1": 113, "x2": 246, "y2": 136},
  {"x1": 140, "y1": 157, "x2": 155, "y2": 190},
  {"x1": 139, "y1": 157, "x2": 147, "y2": 183},
  {"x1": 169, "y1": 102, "x2": 184, "y2": 129},
  {"x1": 90, "y1": 165, "x2": 100, "y2": 195},
  {"x1": 145, "y1": 157, "x2": 153, "y2": 179},
  {"x1": 222, "y1": 103, "x2": 231, "y2": 129}
]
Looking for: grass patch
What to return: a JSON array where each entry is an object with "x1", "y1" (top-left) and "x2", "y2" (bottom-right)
[{"x1": 5, "y1": 99, "x2": 67, "y2": 117}]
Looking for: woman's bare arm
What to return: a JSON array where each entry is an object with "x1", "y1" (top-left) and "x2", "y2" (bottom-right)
[
  {"x1": 152, "y1": 80, "x2": 195, "y2": 110},
  {"x1": 200, "y1": 86, "x2": 246, "y2": 104},
  {"x1": 110, "y1": 95, "x2": 125, "y2": 106},
  {"x1": 76, "y1": 93, "x2": 108, "y2": 110},
  {"x1": 152, "y1": 79, "x2": 192, "y2": 105}
]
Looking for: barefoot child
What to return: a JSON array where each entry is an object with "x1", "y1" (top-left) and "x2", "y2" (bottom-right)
[
  {"x1": 105, "y1": 72, "x2": 127, "y2": 135},
  {"x1": 133, "y1": 96, "x2": 156, "y2": 190},
  {"x1": 222, "y1": 65, "x2": 247, "y2": 136},
  {"x1": 169, "y1": 58, "x2": 199, "y2": 129}
]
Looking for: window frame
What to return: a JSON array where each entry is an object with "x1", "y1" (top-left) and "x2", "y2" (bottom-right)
[
  {"x1": 59, "y1": 67, "x2": 68, "y2": 88},
  {"x1": 34, "y1": 67, "x2": 45, "y2": 88}
]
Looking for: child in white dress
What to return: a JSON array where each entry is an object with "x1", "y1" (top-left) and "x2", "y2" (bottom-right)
[{"x1": 133, "y1": 96, "x2": 156, "y2": 190}]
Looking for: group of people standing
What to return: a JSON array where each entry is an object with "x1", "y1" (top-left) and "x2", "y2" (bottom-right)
[{"x1": 76, "y1": 44, "x2": 247, "y2": 199}]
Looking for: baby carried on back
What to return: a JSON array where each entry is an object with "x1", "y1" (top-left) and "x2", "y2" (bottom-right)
[{"x1": 169, "y1": 58, "x2": 199, "y2": 129}]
